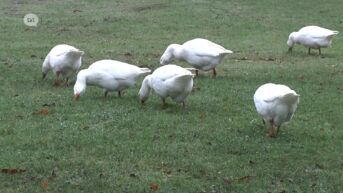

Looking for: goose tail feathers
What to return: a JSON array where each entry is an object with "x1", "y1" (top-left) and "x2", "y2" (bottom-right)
[
  {"x1": 223, "y1": 49, "x2": 233, "y2": 54},
  {"x1": 57, "y1": 50, "x2": 84, "y2": 57},
  {"x1": 139, "y1": 68, "x2": 152, "y2": 75},
  {"x1": 171, "y1": 74, "x2": 194, "y2": 85},
  {"x1": 280, "y1": 93, "x2": 300, "y2": 104}
]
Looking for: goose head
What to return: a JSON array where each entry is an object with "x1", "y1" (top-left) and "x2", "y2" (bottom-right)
[
  {"x1": 73, "y1": 69, "x2": 88, "y2": 100},
  {"x1": 160, "y1": 44, "x2": 182, "y2": 65},
  {"x1": 287, "y1": 32, "x2": 297, "y2": 52},
  {"x1": 42, "y1": 63, "x2": 50, "y2": 79},
  {"x1": 138, "y1": 75, "x2": 152, "y2": 104}
]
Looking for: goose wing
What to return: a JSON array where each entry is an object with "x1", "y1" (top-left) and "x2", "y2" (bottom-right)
[
  {"x1": 183, "y1": 38, "x2": 232, "y2": 57},
  {"x1": 299, "y1": 26, "x2": 339, "y2": 38},
  {"x1": 89, "y1": 60, "x2": 144, "y2": 80}
]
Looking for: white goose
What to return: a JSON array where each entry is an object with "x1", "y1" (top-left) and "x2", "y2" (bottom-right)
[
  {"x1": 138, "y1": 64, "x2": 194, "y2": 107},
  {"x1": 73, "y1": 60, "x2": 151, "y2": 100},
  {"x1": 287, "y1": 25, "x2": 339, "y2": 55},
  {"x1": 160, "y1": 38, "x2": 233, "y2": 78},
  {"x1": 42, "y1": 44, "x2": 84, "y2": 85},
  {"x1": 253, "y1": 83, "x2": 300, "y2": 137}
]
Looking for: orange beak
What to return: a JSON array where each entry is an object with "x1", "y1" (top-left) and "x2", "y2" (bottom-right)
[{"x1": 74, "y1": 94, "x2": 80, "y2": 101}]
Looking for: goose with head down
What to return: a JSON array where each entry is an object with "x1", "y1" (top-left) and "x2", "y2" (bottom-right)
[
  {"x1": 74, "y1": 60, "x2": 151, "y2": 100},
  {"x1": 42, "y1": 44, "x2": 84, "y2": 86},
  {"x1": 160, "y1": 38, "x2": 233, "y2": 78},
  {"x1": 138, "y1": 64, "x2": 194, "y2": 107},
  {"x1": 287, "y1": 25, "x2": 339, "y2": 55},
  {"x1": 253, "y1": 83, "x2": 300, "y2": 137}
]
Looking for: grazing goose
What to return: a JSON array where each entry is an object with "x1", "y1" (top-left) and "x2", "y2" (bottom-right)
[
  {"x1": 253, "y1": 83, "x2": 300, "y2": 137},
  {"x1": 73, "y1": 60, "x2": 151, "y2": 100},
  {"x1": 287, "y1": 26, "x2": 339, "y2": 55},
  {"x1": 138, "y1": 64, "x2": 194, "y2": 107},
  {"x1": 42, "y1": 44, "x2": 84, "y2": 86},
  {"x1": 160, "y1": 38, "x2": 233, "y2": 78}
]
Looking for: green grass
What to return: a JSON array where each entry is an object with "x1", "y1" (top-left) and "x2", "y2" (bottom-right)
[{"x1": 1, "y1": 0, "x2": 343, "y2": 192}]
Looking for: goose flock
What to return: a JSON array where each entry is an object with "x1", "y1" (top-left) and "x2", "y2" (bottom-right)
[{"x1": 42, "y1": 25, "x2": 338, "y2": 137}]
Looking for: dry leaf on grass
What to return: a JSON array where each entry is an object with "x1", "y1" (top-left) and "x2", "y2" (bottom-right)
[
  {"x1": 41, "y1": 179, "x2": 49, "y2": 190},
  {"x1": 33, "y1": 107, "x2": 49, "y2": 115},
  {"x1": 150, "y1": 183, "x2": 159, "y2": 191},
  {"x1": 199, "y1": 112, "x2": 206, "y2": 121}
]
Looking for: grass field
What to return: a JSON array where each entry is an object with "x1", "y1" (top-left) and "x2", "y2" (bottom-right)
[{"x1": 1, "y1": 0, "x2": 343, "y2": 192}]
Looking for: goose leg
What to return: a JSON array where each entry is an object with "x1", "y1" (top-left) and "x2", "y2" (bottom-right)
[
  {"x1": 118, "y1": 91, "x2": 121, "y2": 97},
  {"x1": 182, "y1": 101, "x2": 186, "y2": 108},
  {"x1": 54, "y1": 71, "x2": 61, "y2": 86},
  {"x1": 276, "y1": 125, "x2": 281, "y2": 136},
  {"x1": 319, "y1": 48, "x2": 321, "y2": 55},
  {"x1": 267, "y1": 126, "x2": 277, "y2": 137},
  {"x1": 64, "y1": 78, "x2": 69, "y2": 87},
  {"x1": 104, "y1": 91, "x2": 108, "y2": 97},
  {"x1": 195, "y1": 70, "x2": 199, "y2": 77},
  {"x1": 267, "y1": 120, "x2": 277, "y2": 137},
  {"x1": 212, "y1": 68, "x2": 217, "y2": 78},
  {"x1": 308, "y1": 48, "x2": 311, "y2": 55},
  {"x1": 161, "y1": 99, "x2": 166, "y2": 108}
]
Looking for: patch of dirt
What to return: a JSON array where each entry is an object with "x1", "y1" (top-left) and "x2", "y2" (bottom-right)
[
  {"x1": 233, "y1": 56, "x2": 278, "y2": 62},
  {"x1": 1, "y1": 168, "x2": 26, "y2": 174},
  {"x1": 103, "y1": 16, "x2": 121, "y2": 23},
  {"x1": 132, "y1": 3, "x2": 167, "y2": 12},
  {"x1": 224, "y1": 175, "x2": 253, "y2": 185},
  {"x1": 143, "y1": 52, "x2": 160, "y2": 59}
]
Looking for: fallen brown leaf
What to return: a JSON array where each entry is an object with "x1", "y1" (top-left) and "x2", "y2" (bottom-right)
[
  {"x1": 150, "y1": 183, "x2": 159, "y2": 191},
  {"x1": 33, "y1": 107, "x2": 49, "y2": 115},
  {"x1": 41, "y1": 179, "x2": 49, "y2": 190},
  {"x1": 199, "y1": 112, "x2": 206, "y2": 121}
]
